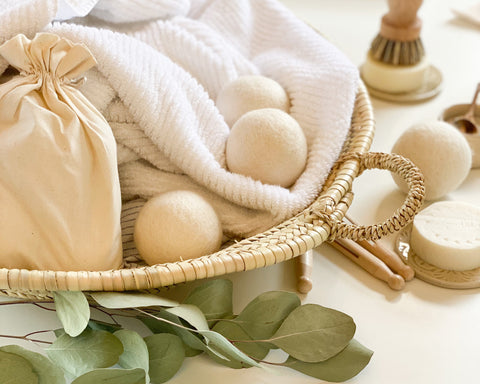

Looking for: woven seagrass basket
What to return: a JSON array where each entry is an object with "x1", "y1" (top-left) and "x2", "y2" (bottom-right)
[{"x1": 0, "y1": 81, "x2": 425, "y2": 300}]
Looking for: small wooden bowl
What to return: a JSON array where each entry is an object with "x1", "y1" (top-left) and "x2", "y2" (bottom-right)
[{"x1": 440, "y1": 104, "x2": 480, "y2": 168}]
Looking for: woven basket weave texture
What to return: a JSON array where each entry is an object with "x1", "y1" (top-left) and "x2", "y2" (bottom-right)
[{"x1": 0, "y1": 82, "x2": 426, "y2": 299}]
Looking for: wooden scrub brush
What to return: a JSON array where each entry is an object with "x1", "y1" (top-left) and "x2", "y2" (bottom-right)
[{"x1": 370, "y1": 0, "x2": 425, "y2": 65}]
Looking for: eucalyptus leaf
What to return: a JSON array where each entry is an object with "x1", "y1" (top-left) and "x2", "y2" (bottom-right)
[
  {"x1": 0, "y1": 345, "x2": 65, "y2": 384},
  {"x1": 199, "y1": 329, "x2": 260, "y2": 368},
  {"x1": 54, "y1": 329, "x2": 65, "y2": 338},
  {"x1": 284, "y1": 339, "x2": 373, "y2": 382},
  {"x1": 53, "y1": 291, "x2": 90, "y2": 337},
  {"x1": 88, "y1": 319, "x2": 122, "y2": 333},
  {"x1": 140, "y1": 311, "x2": 205, "y2": 357},
  {"x1": 144, "y1": 333, "x2": 185, "y2": 383},
  {"x1": 271, "y1": 304, "x2": 356, "y2": 363},
  {"x1": 234, "y1": 291, "x2": 300, "y2": 340},
  {"x1": 141, "y1": 313, "x2": 257, "y2": 369},
  {"x1": 181, "y1": 343, "x2": 204, "y2": 357},
  {"x1": 90, "y1": 292, "x2": 179, "y2": 309},
  {"x1": 0, "y1": 350, "x2": 38, "y2": 384},
  {"x1": 71, "y1": 368, "x2": 145, "y2": 384},
  {"x1": 47, "y1": 329, "x2": 124, "y2": 377},
  {"x1": 212, "y1": 320, "x2": 270, "y2": 360},
  {"x1": 114, "y1": 330, "x2": 149, "y2": 374},
  {"x1": 166, "y1": 304, "x2": 209, "y2": 331},
  {"x1": 183, "y1": 279, "x2": 233, "y2": 321},
  {"x1": 203, "y1": 348, "x2": 244, "y2": 369}
]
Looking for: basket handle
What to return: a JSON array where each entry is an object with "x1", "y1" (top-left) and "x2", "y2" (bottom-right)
[{"x1": 318, "y1": 152, "x2": 425, "y2": 242}]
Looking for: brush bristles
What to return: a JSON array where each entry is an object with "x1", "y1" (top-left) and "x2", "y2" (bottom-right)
[{"x1": 370, "y1": 34, "x2": 425, "y2": 66}]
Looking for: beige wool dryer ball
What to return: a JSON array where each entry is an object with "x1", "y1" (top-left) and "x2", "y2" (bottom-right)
[
  {"x1": 226, "y1": 108, "x2": 308, "y2": 188},
  {"x1": 134, "y1": 191, "x2": 223, "y2": 265},
  {"x1": 216, "y1": 75, "x2": 290, "y2": 127},
  {"x1": 391, "y1": 121, "x2": 472, "y2": 200}
]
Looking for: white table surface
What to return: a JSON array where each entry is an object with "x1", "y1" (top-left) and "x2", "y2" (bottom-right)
[{"x1": 1, "y1": 1, "x2": 479, "y2": 383}]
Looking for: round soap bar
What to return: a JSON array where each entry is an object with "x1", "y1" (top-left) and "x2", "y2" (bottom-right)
[
  {"x1": 392, "y1": 121, "x2": 472, "y2": 200},
  {"x1": 411, "y1": 201, "x2": 480, "y2": 271},
  {"x1": 361, "y1": 52, "x2": 429, "y2": 93},
  {"x1": 134, "y1": 191, "x2": 223, "y2": 265},
  {"x1": 226, "y1": 108, "x2": 307, "y2": 188},
  {"x1": 216, "y1": 75, "x2": 290, "y2": 127}
]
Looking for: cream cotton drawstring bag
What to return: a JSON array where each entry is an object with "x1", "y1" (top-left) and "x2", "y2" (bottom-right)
[{"x1": 0, "y1": 33, "x2": 122, "y2": 271}]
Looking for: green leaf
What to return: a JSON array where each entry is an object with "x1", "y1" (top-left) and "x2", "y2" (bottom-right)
[
  {"x1": 47, "y1": 329, "x2": 124, "y2": 377},
  {"x1": 199, "y1": 329, "x2": 260, "y2": 368},
  {"x1": 234, "y1": 291, "x2": 300, "y2": 341},
  {"x1": 140, "y1": 311, "x2": 205, "y2": 357},
  {"x1": 143, "y1": 309, "x2": 260, "y2": 368},
  {"x1": 181, "y1": 343, "x2": 204, "y2": 357},
  {"x1": 0, "y1": 350, "x2": 38, "y2": 384},
  {"x1": 183, "y1": 279, "x2": 233, "y2": 321},
  {"x1": 140, "y1": 308, "x2": 259, "y2": 369},
  {"x1": 144, "y1": 333, "x2": 185, "y2": 383},
  {"x1": 53, "y1": 329, "x2": 65, "y2": 338},
  {"x1": 284, "y1": 339, "x2": 373, "y2": 382},
  {"x1": 271, "y1": 304, "x2": 356, "y2": 363},
  {"x1": 53, "y1": 291, "x2": 90, "y2": 337},
  {"x1": 87, "y1": 319, "x2": 122, "y2": 333},
  {"x1": 166, "y1": 304, "x2": 209, "y2": 331},
  {"x1": 212, "y1": 320, "x2": 270, "y2": 360},
  {"x1": 203, "y1": 348, "x2": 244, "y2": 369},
  {"x1": 71, "y1": 368, "x2": 145, "y2": 384},
  {"x1": 114, "y1": 330, "x2": 149, "y2": 374},
  {"x1": 141, "y1": 312, "x2": 255, "y2": 368},
  {"x1": 0, "y1": 345, "x2": 65, "y2": 384},
  {"x1": 90, "y1": 292, "x2": 179, "y2": 309}
]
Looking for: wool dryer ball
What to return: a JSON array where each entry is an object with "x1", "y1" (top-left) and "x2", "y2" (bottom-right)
[
  {"x1": 216, "y1": 75, "x2": 290, "y2": 127},
  {"x1": 226, "y1": 108, "x2": 308, "y2": 188},
  {"x1": 391, "y1": 121, "x2": 472, "y2": 200},
  {"x1": 134, "y1": 191, "x2": 223, "y2": 265}
]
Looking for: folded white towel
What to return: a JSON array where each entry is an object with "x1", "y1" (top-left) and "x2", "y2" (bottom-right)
[{"x1": 0, "y1": 0, "x2": 359, "y2": 240}]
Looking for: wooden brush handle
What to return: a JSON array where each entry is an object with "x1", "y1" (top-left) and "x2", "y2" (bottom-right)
[
  {"x1": 345, "y1": 215, "x2": 414, "y2": 281},
  {"x1": 333, "y1": 239, "x2": 405, "y2": 291},
  {"x1": 296, "y1": 251, "x2": 313, "y2": 294},
  {"x1": 357, "y1": 239, "x2": 414, "y2": 281},
  {"x1": 381, "y1": 0, "x2": 423, "y2": 41}
]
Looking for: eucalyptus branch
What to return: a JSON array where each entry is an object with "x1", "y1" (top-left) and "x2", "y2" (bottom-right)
[
  {"x1": 207, "y1": 318, "x2": 237, "y2": 323},
  {"x1": 249, "y1": 356, "x2": 286, "y2": 367},
  {"x1": 114, "y1": 308, "x2": 145, "y2": 318},
  {"x1": 228, "y1": 338, "x2": 271, "y2": 344},
  {"x1": 23, "y1": 329, "x2": 55, "y2": 338},
  {"x1": 135, "y1": 308, "x2": 196, "y2": 333},
  {"x1": 33, "y1": 303, "x2": 56, "y2": 311},
  {"x1": 136, "y1": 308, "x2": 265, "y2": 351},
  {"x1": 0, "y1": 280, "x2": 372, "y2": 383},
  {"x1": 0, "y1": 300, "x2": 53, "y2": 306},
  {"x1": 91, "y1": 306, "x2": 121, "y2": 326},
  {"x1": 0, "y1": 333, "x2": 53, "y2": 345}
]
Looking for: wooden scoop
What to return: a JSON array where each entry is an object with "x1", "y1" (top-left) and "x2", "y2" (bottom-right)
[{"x1": 453, "y1": 83, "x2": 480, "y2": 134}]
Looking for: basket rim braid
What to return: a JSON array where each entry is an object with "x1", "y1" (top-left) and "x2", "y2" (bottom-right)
[{"x1": 0, "y1": 81, "x2": 425, "y2": 298}]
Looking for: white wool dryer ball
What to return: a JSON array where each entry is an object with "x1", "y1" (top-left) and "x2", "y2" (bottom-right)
[
  {"x1": 226, "y1": 108, "x2": 308, "y2": 188},
  {"x1": 134, "y1": 191, "x2": 223, "y2": 265},
  {"x1": 216, "y1": 75, "x2": 290, "y2": 127},
  {"x1": 391, "y1": 121, "x2": 472, "y2": 200}
]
